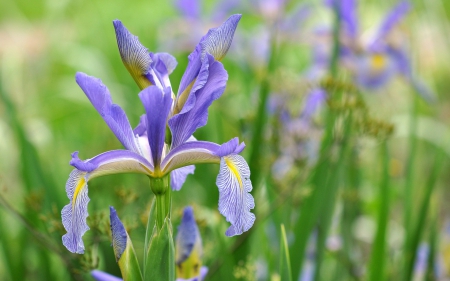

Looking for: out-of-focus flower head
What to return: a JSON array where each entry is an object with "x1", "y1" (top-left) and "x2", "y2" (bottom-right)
[
  {"x1": 61, "y1": 15, "x2": 255, "y2": 254},
  {"x1": 176, "y1": 206, "x2": 208, "y2": 281},
  {"x1": 271, "y1": 88, "x2": 326, "y2": 179},
  {"x1": 310, "y1": 0, "x2": 435, "y2": 102}
]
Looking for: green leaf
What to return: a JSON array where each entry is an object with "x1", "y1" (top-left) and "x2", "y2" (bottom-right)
[
  {"x1": 144, "y1": 218, "x2": 175, "y2": 281},
  {"x1": 279, "y1": 224, "x2": 292, "y2": 281}
]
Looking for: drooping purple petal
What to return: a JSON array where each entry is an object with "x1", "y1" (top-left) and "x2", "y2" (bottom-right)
[
  {"x1": 61, "y1": 169, "x2": 90, "y2": 254},
  {"x1": 171, "y1": 165, "x2": 195, "y2": 191},
  {"x1": 170, "y1": 54, "x2": 228, "y2": 148},
  {"x1": 175, "y1": 266, "x2": 208, "y2": 281},
  {"x1": 75, "y1": 72, "x2": 141, "y2": 154},
  {"x1": 216, "y1": 154, "x2": 255, "y2": 236},
  {"x1": 176, "y1": 0, "x2": 201, "y2": 19},
  {"x1": 110, "y1": 206, "x2": 127, "y2": 261},
  {"x1": 91, "y1": 270, "x2": 123, "y2": 281},
  {"x1": 175, "y1": 14, "x2": 241, "y2": 113},
  {"x1": 161, "y1": 138, "x2": 242, "y2": 173},
  {"x1": 160, "y1": 139, "x2": 254, "y2": 237},
  {"x1": 386, "y1": 40, "x2": 436, "y2": 102},
  {"x1": 162, "y1": 141, "x2": 223, "y2": 173},
  {"x1": 370, "y1": 1, "x2": 410, "y2": 50},
  {"x1": 62, "y1": 150, "x2": 153, "y2": 254},
  {"x1": 176, "y1": 206, "x2": 202, "y2": 265},
  {"x1": 139, "y1": 86, "x2": 173, "y2": 168},
  {"x1": 113, "y1": 20, "x2": 153, "y2": 90}
]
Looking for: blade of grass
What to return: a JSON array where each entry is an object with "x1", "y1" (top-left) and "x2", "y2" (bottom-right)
[
  {"x1": 280, "y1": 224, "x2": 292, "y2": 281},
  {"x1": 367, "y1": 140, "x2": 390, "y2": 281},
  {"x1": 402, "y1": 148, "x2": 444, "y2": 281}
]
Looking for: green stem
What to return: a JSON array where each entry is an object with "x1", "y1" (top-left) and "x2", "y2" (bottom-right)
[{"x1": 149, "y1": 176, "x2": 171, "y2": 231}]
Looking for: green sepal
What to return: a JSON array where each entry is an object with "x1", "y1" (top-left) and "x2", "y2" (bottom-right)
[
  {"x1": 117, "y1": 234, "x2": 143, "y2": 281},
  {"x1": 144, "y1": 218, "x2": 175, "y2": 281}
]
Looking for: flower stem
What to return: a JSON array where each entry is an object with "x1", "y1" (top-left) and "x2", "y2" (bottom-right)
[{"x1": 149, "y1": 176, "x2": 171, "y2": 231}]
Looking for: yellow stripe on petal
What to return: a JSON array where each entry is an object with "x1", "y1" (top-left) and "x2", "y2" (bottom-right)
[
  {"x1": 224, "y1": 156, "x2": 243, "y2": 189},
  {"x1": 216, "y1": 154, "x2": 255, "y2": 237},
  {"x1": 72, "y1": 177, "x2": 86, "y2": 208}
]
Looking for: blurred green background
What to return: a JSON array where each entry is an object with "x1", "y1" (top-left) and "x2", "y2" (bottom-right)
[{"x1": 1, "y1": 0, "x2": 450, "y2": 280}]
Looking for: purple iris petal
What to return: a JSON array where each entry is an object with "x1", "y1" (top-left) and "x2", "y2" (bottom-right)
[
  {"x1": 61, "y1": 150, "x2": 153, "y2": 254},
  {"x1": 170, "y1": 54, "x2": 228, "y2": 148},
  {"x1": 110, "y1": 206, "x2": 127, "y2": 261},
  {"x1": 91, "y1": 270, "x2": 123, "y2": 281},
  {"x1": 177, "y1": 14, "x2": 241, "y2": 100},
  {"x1": 70, "y1": 151, "x2": 98, "y2": 172},
  {"x1": 170, "y1": 165, "x2": 196, "y2": 191},
  {"x1": 370, "y1": 1, "x2": 410, "y2": 51},
  {"x1": 176, "y1": 0, "x2": 201, "y2": 19},
  {"x1": 340, "y1": 0, "x2": 358, "y2": 39},
  {"x1": 215, "y1": 137, "x2": 244, "y2": 157},
  {"x1": 70, "y1": 149, "x2": 154, "y2": 173},
  {"x1": 133, "y1": 114, "x2": 147, "y2": 136},
  {"x1": 176, "y1": 206, "x2": 202, "y2": 265},
  {"x1": 300, "y1": 88, "x2": 327, "y2": 122},
  {"x1": 217, "y1": 154, "x2": 255, "y2": 236},
  {"x1": 75, "y1": 72, "x2": 140, "y2": 154},
  {"x1": 139, "y1": 86, "x2": 173, "y2": 167},
  {"x1": 113, "y1": 20, "x2": 153, "y2": 90},
  {"x1": 161, "y1": 140, "x2": 224, "y2": 173}
]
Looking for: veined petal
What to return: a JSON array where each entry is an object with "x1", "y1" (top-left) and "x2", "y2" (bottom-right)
[
  {"x1": 169, "y1": 54, "x2": 228, "y2": 148},
  {"x1": 171, "y1": 165, "x2": 195, "y2": 191},
  {"x1": 62, "y1": 150, "x2": 153, "y2": 254},
  {"x1": 161, "y1": 138, "x2": 243, "y2": 173},
  {"x1": 62, "y1": 169, "x2": 90, "y2": 254},
  {"x1": 216, "y1": 154, "x2": 255, "y2": 236},
  {"x1": 139, "y1": 86, "x2": 173, "y2": 169},
  {"x1": 110, "y1": 206, "x2": 127, "y2": 261},
  {"x1": 175, "y1": 14, "x2": 241, "y2": 114},
  {"x1": 91, "y1": 270, "x2": 123, "y2": 281},
  {"x1": 199, "y1": 14, "x2": 242, "y2": 61},
  {"x1": 75, "y1": 72, "x2": 141, "y2": 154},
  {"x1": 113, "y1": 20, "x2": 153, "y2": 90}
]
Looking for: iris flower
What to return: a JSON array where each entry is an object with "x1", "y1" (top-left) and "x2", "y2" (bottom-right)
[
  {"x1": 62, "y1": 14, "x2": 255, "y2": 254},
  {"x1": 310, "y1": 1, "x2": 435, "y2": 102}
]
